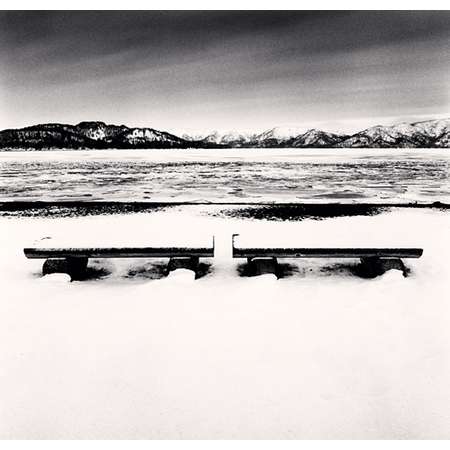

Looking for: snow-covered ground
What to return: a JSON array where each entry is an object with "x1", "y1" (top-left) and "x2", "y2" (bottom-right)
[
  {"x1": 1, "y1": 148, "x2": 449, "y2": 203},
  {"x1": 1, "y1": 206, "x2": 449, "y2": 438}
]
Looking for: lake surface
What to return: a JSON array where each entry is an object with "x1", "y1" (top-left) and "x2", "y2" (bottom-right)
[{"x1": 0, "y1": 149, "x2": 449, "y2": 203}]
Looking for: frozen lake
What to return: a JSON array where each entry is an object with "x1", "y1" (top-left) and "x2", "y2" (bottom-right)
[{"x1": 0, "y1": 148, "x2": 449, "y2": 203}]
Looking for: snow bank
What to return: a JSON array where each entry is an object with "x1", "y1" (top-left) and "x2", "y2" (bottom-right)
[
  {"x1": 165, "y1": 268, "x2": 196, "y2": 282},
  {"x1": 38, "y1": 273, "x2": 71, "y2": 283},
  {"x1": 0, "y1": 207, "x2": 449, "y2": 438}
]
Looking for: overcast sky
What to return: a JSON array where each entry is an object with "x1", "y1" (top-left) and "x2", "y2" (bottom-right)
[{"x1": 0, "y1": 11, "x2": 449, "y2": 134}]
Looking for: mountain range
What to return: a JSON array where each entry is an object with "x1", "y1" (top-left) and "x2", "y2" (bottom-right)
[{"x1": 0, "y1": 118, "x2": 449, "y2": 149}]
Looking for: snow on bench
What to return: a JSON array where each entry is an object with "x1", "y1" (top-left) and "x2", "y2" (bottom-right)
[
  {"x1": 231, "y1": 234, "x2": 423, "y2": 258},
  {"x1": 232, "y1": 246, "x2": 423, "y2": 259}
]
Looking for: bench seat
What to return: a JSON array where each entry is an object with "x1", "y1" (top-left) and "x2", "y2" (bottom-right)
[
  {"x1": 24, "y1": 246, "x2": 215, "y2": 259},
  {"x1": 232, "y1": 247, "x2": 423, "y2": 259}
]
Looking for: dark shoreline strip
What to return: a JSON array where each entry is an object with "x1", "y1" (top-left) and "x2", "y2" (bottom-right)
[
  {"x1": 1, "y1": 201, "x2": 448, "y2": 219},
  {"x1": 1, "y1": 201, "x2": 449, "y2": 210}
]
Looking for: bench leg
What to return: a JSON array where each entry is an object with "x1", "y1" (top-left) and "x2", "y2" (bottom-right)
[
  {"x1": 42, "y1": 257, "x2": 89, "y2": 281},
  {"x1": 167, "y1": 256, "x2": 200, "y2": 275},
  {"x1": 67, "y1": 257, "x2": 89, "y2": 280},
  {"x1": 360, "y1": 257, "x2": 407, "y2": 278},
  {"x1": 246, "y1": 257, "x2": 279, "y2": 277}
]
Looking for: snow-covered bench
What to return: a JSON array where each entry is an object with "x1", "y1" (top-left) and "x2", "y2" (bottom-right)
[
  {"x1": 24, "y1": 242, "x2": 215, "y2": 280},
  {"x1": 232, "y1": 235, "x2": 423, "y2": 277}
]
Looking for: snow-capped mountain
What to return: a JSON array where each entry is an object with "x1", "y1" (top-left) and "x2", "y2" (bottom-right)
[
  {"x1": 184, "y1": 119, "x2": 450, "y2": 148},
  {"x1": 413, "y1": 118, "x2": 450, "y2": 138},
  {"x1": 181, "y1": 132, "x2": 208, "y2": 142},
  {"x1": 76, "y1": 121, "x2": 129, "y2": 141},
  {"x1": 183, "y1": 130, "x2": 256, "y2": 146},
  {"x1": 76, "y1": 122, "x2": 198, "y2": 148},
  {"x1": 0, "y1": 121, "x2": 204, "y2": 149},
  {"x1": 217, "y1": 131, "x2": 256, "y2": 146},
  {"x1": 255, "y1": 126, "x2": 308, "y2": 141},
  {"x1": 0, "y1": 118, "x2": 449, "y2": 149},
  {"x1": 118, "y1": 127, "x2": 186, "y2": 147},
  {"x1": 182, "y1": 127, "x2": 310, "y2": 147},
  {"x1": 251, "y1": 127, "x2": 308, "y2": 147},
  {"x1": 337, "y1": 118, "x2": 450, "y2": 148},
  {"x1": 289, "y1": 129, "x2": 347, "y2": 148},
  {"x1": 0, "y1": 123, "x2": 99, "y2": 149}
]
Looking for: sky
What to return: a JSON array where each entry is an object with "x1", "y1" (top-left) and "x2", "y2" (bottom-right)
[{"x1": 0, "y1": 11, "x2": 449, "y2": 134}]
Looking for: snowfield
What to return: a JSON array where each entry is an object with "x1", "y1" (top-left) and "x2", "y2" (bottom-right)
[{"x1": 0, "y1": 206, "x2": 449, "y2": 439}]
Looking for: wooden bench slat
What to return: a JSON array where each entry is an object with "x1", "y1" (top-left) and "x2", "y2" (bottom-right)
[
  {"x1": 24, "y1": 246, "x2": 214, "y2": 259},
  {"x1": 232, "y1": 247, "x2": 423, "y2": 259}
]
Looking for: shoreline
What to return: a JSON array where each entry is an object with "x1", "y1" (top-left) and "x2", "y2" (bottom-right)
[
  {"x1": 1, "y1": 200, "x2": 449, "y2": 208},
  {"x1": 1, "y1": 200, "x2": 449, "y2": 219}
]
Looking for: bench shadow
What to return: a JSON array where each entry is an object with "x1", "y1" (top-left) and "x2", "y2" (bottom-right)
[
  {"x1": 125, "y1": 261, "x2": 213, "y2": 280},
  {"x1": 32, "y1": 259, "x2": 113, "y2": 281},
  {"x1": 349, "y1": 261, "x2": 410, "y2": 278},
  {"x1": 236, "y1": 261, "x2": 410, "y2": 279},
  {"x1": 309, "y1": 261, "x2": 411, "y2": 279},
  {"x1": 236, "y1": 262, "x2": 300, "y2": 278},
  {"x1": 125, "y1": 261, "x2": 168, "y2": 280},
  {"x1": 83, "y1": 265, "x2": 113, "y2": 280},
  {"x1": 34, "y1": 259, "x2": 214, "y2": 282},
  {"x1": 195, "y1": 262, "x2": 214, "y2": 279},
  {"x1": 79, "y1": 259, "x2": 114, "y2": 280}
]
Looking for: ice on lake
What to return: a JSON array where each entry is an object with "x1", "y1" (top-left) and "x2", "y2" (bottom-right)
[{"x1": 0, "y1": 148, "x2": 449, "y2": 203}]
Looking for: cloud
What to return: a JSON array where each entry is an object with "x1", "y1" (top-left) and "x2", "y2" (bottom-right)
[{"x1": 0, "y1": 11, "x2": 449, "y2": 132}]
